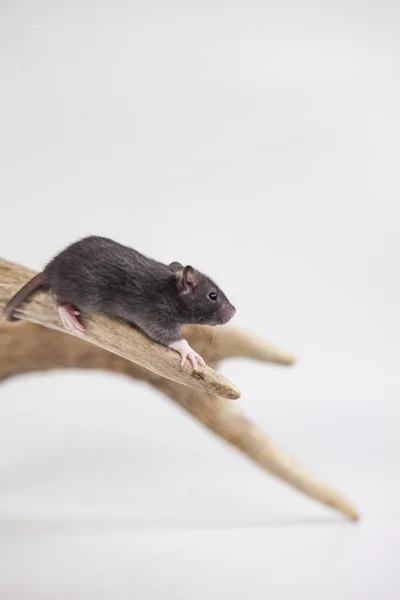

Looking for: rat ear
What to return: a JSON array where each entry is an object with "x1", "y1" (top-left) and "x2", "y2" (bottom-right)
[
  {"x1": 169, "y1": 261, "x2": 184, "y2": 273},
  {"x1": 177, "y1": 265, "x2": 197, "y2": 294}
]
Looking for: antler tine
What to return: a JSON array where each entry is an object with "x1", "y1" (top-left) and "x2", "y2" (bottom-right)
[{"x1": 184, "y1": 325, "x2": 295, "y2": 365}]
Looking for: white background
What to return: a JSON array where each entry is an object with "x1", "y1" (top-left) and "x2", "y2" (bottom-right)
[{"x1": 0, "y1": 1, "x2": 399, "y2": 598}]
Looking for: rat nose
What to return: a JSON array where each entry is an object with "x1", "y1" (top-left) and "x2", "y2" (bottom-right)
[{"x1": 230, "y1": 305, "x2": 236, "y2": 318}]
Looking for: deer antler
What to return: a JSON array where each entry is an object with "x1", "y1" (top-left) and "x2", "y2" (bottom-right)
[{"x1": 0, "y1": 258, "x2": 359, "y2": 521}]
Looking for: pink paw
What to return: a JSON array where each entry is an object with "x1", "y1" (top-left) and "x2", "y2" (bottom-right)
[
  {"x1": 169, "y1": 339, "x2": 206, "y2": 371},
  {"x1": 58, "y1": 303, "x2": 85, "y2": 335}
]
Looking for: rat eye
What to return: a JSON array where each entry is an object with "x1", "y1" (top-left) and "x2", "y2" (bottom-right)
[{"x1": 208, "y1": 292, "x2": 217, "y2": 301}]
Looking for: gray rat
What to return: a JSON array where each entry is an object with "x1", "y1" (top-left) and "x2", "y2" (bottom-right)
[{"x1": 3, "y1": 235, "x2": 236, "y2": 369}]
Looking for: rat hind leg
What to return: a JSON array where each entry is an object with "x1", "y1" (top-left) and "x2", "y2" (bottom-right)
[
  {"x1": 57, "y1": 302, "x2": 85, "y2": 334},
  {"x1": 51, "y1": 289, "x2": 85, "y2": 334}
]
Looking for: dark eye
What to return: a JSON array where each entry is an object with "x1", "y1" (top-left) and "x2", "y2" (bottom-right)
[{"x1": 208, "y1": 292, "x2": 217, "y2": 301}]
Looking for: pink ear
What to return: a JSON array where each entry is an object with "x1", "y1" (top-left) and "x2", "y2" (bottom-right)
[
  {"x1": 178, "y1": 265, "x2": 197, "y2": 293},
  {"x1": 183, "y1": 265, "x2": 196, "y2": 285}
]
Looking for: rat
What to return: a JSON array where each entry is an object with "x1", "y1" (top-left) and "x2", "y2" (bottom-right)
[{"x1": 3, "y1": 235, "x2": 236, "y2": 370}]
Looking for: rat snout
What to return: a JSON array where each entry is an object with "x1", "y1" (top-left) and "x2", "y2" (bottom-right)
[{"x1": 218, "y1": 303, "x2": 236, "y2": 325}]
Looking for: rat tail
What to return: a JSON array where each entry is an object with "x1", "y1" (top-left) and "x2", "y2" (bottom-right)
[{"x1": 3, "y1": 272, "x2": 46, "y2": 322}]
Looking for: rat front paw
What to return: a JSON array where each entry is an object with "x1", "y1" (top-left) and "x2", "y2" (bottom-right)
[{"x1": 168, "y1": 339, "x2": 206, "y2": 371}]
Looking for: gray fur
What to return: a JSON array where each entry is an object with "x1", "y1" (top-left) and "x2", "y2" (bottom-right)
[{"x1": 41, "y1": 236, "x2": 235, "y2": 346}]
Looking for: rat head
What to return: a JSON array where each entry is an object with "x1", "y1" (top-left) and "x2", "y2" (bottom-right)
[{"x1": 169, "y1": 262, "x2": 236, "y2": 326}]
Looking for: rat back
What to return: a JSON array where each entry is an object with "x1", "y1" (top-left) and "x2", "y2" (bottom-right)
[{"x1": 43, "y1": 236, "x2": 172, "y2": 315}]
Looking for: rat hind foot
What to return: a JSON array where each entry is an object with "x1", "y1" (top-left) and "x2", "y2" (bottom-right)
[
  {"x1": 168, "y1": 338, "x2": 206, "y2": 371},
  {"x1": 57, "y1": 303, "x2": 85, "y2": 335}
]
